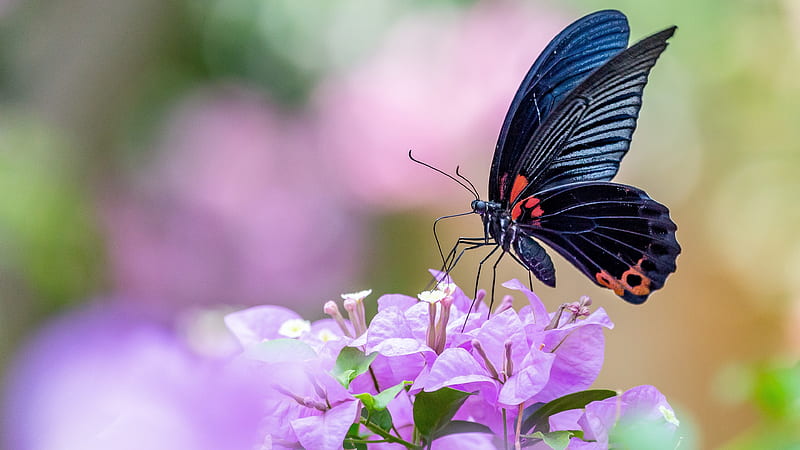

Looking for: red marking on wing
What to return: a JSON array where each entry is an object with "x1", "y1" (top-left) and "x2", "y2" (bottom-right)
[
  {"x1": 511, "y1": 202, "x2": 523, "y2": 221},
  {"x1": 512, "y1": 196, "x2": 544, "y2": 222},
  {"x1": 524, "y1": 197, "x2": 544, "y2": 217},
  {"x1": 509, "y1": 175, "x2": 528, "y2": 203}
]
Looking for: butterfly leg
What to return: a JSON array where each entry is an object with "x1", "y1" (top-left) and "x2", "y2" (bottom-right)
[
  {"x1": 461, "y1": 244, "x2": 501, "y2": 330},
  {"x1": 428, "y1": 236, "x2": 487, "y2": 289},
  {"x1": 437, "y1": 241, "x2": 487, "y2": 289},
  {"x1": 507, "y1": 251, "x2": 535, "y2": 290},
  {"x1": 433, "y1": 211, "x2": 478, "y2": 269},
  {"x1": 425, "y1": 237, "x2": 486, "y2": 290},
  {"x1": 488, "y1": 250, "x2": 507, "y2": 315},
  {"x1": 471, "y1": 244, "x2": 501, "y2": 309},
  {"x1": 443, "y1": 237, "x2": 487, "y2": 270}
]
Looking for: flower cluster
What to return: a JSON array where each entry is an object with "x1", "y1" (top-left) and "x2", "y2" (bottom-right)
[{"x1": 225, "y1": 271, "x2": 683, "y2": 449}]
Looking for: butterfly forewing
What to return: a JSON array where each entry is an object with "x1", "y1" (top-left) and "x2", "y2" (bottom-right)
[
  {"x1": 507, "y1": 26, "x2": 676, "y2": 204},
  {"x1": 490, "y1": 10, "x2": 629, "y2": 204}
]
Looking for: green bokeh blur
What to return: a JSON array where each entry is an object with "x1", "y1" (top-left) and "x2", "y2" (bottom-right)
[{"x1": 1, "y1": 0, "x2": 799, "y2": 447}]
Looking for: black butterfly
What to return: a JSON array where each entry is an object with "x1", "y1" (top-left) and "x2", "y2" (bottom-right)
[{"x1": 430, "y1": 10, "x2": 681, "y2": 305}]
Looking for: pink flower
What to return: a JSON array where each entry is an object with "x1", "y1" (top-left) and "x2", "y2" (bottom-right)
[
  {"x1": 507, "y1": 279, "x2": 614, "y2": 402},
  {"x1": 549, "y1": 385, "x2": 682, "y2": 448}
]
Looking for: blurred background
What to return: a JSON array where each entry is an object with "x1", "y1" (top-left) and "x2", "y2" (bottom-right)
[{"x1": 1, "y1": 0, "x2": 799, "y2": 448}]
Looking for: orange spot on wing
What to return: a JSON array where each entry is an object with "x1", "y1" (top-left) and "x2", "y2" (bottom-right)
[
  {"x1": 596, "y1": 257, "x2": 653, "y2": 297},
  {"x1": 510, "y1": 175, "x2": 528, "y2": 203},
  {"x1": 596, "y1": 271, "x2": 625, "y2": 296},
  {"x1": 622, "y1": 267, "x2": 651, "y2": 296},
  {"x1": 624, "y1": 257, "x2": 652, "y2": 296}
]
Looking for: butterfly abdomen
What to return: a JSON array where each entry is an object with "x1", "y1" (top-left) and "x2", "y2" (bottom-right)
[{"x1": 513, "y1": 235, "x2": 556, "y2": 287}]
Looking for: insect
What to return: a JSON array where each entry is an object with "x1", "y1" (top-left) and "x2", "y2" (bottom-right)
[{"x1": 418, "y1": 9, "x2": 681, "y2": 306}]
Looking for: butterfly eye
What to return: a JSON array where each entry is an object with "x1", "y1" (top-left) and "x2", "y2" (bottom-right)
[{"x1": 471, "y1": 200, "x2": 487, "y2": 213}]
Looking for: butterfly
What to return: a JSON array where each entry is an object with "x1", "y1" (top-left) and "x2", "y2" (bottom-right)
[{"x1": 431, "y1": 10, "x2": 681, "y2": 305}]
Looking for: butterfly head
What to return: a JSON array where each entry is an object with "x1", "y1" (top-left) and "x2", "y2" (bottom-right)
[
  {"x1": 471, "y1": 200, "x2": 514, "y2": 249},
  {"x1": 470, "y1": 199, "x2": 488, "y2": 214},
  {"x1": 470, "y1": 199, "x2": 505, "y2": 217}
]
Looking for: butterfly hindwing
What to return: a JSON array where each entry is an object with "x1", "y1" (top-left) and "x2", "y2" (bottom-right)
[
  {"x1": 490, "y1": 10, "x2": 630, "y2": 204},
  {"x1": 504, "y1": 26, "x2": 676, "y2": 206},
  {"x1": 512, "y1": 182, "x2": 680, "y2": 304}
]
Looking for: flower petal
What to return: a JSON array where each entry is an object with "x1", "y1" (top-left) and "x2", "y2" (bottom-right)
[
  {"x1": 377, "y1": 294, "x2": 418, "y2": 312},
  {"x1": 413, "y1": 348, "x2": 495, "y2": 393},
  {"x1": 502, "y1": 279, "x2": 549, "y2": 328},
  {"x1": 498, "y1": 348, "x2": 555, "y2": 405},
  {"x1": 225, "y1": 305, "x2": 302, "y2": 348},
  {"x1": 535, "y1": 324, "x2": 606, "y2": 402},
  {"x1": 291, "y1": 400, "x2": 359, "y2": 450}
]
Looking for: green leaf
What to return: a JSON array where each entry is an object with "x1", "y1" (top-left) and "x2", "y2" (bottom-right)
[
  {"x1": 332, "y1": 347, "x2": 377, "y2": 388},
  {"x1": 367, "y1": 408, "x2": 394, "y2": 432},
  {"x1": 413, "y1": 388, "x2": 473, "y2": 440},
  {"x1": 433, "y1": 420, "x2": 492, "y2": 439},
  {"x1": 359, "y1": 404, "x2": 394, "y2": 432},
  {"x1": 521, "y1": 389, "x2": 617, "y2": 433},
  {"x1": 527, "y1": 430, "x2": 576, "y2": 450},
  {"x1": 373, "y1": 381, "x2": 411, "y2": 410},
  {"x1": 342, "y1": 440, "x2": 366, "y2": 450},
  {"x1": 354, "y1": 381, "x2": 410, "y2": 413},
  {"x1": 343, "y1": 423, "x2": 367, "y2": 450},
  {"x1": 354, "y1": 392, "x2": 377, "y2": 410}
]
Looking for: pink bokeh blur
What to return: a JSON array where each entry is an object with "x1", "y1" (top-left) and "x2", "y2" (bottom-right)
[
  {"x1": 103, "y1": 87, "x2": 363, "y2": 316},
  {"x1": 101, "y1": 2, "x2": 571, "y2": 317},
  {"x1": 314, "y1": 2, "x2": 567, "y2": 210},
  {"x1": 2, "y1": 301, "x2": 268, "y2": 450}
]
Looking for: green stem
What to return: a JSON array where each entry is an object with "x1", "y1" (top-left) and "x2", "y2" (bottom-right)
[
  {"x1": 347, "y1": 438, "x2": 402, "y2": 444},
  {"x1": 367, "y1": 367, "x2": 404, "y2": 438},
  {"x1": 360, "y1": 417, "x2": 418, "y2": 449},
  {"x1": 502, "y1": 408, "x2": 509, "y2": 449}
]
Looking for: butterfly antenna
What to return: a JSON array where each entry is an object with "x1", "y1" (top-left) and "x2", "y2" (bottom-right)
[
  {"x1": 408, "y1": 150, "x2": 478, "y2": 200},
  {"x1": 455, "y1": 166, "x2": 480, "y2": 199}
]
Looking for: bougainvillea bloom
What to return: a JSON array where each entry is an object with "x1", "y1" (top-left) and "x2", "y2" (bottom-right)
[{"x1": 4, "y1": 275, "x2": 683, "y2": 449}]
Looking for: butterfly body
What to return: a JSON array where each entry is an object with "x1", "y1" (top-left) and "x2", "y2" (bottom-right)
[{"x1": 459, "y1": 10, "x2": 680, "y2": 304}]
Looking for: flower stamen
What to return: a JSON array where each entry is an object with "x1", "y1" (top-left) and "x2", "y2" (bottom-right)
[
  {"x1": 472, "y1": 339, "x2": 500, "y2": 379},
  {"x1": 503, "y1": 340, "x2": 514, "y2": 379}
]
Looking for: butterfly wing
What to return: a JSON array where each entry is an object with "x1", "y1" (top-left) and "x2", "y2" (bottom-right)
[
  {"x1": 490, "y1": 10, "x2": 630, "y2": 203},
  {"x1": 500, "y1": 26, "x2": 676, "y2": 206},
  {"x1": 512, "y1": 182, "x2": 680, "y2": 303}
]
